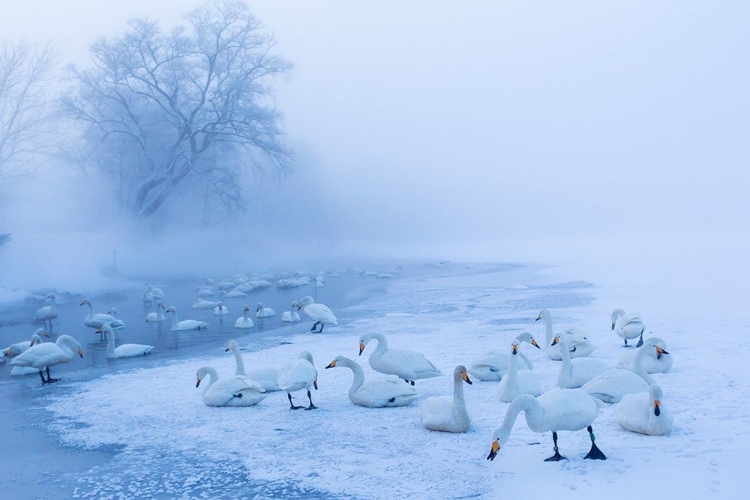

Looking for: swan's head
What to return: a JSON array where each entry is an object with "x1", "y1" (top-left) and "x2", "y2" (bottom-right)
[
  {"x1": 515, "y1": 331, "x2": 540, "y2": 349},
  {"x1": 487, "y1": 427, "x2": 512, "y2": 461},
  {"x1": 30, "y1": 334, "x2": 42, "y2": 346},
  {"x1": 510, "y1": 343, "x2": 519, "y2": 355},
  {"x1": 299, "y1": 350, "x2": 314, "y2": 365},
  {"x1": 551, "y1": 335, "x2": 560, "y2": 346},
  {"x1": 225, "y1": 339, "x2": 239, "y2": 352},
  {"x1": 157, "y1": 301, "x2": 165, "y2": 309},
  {"x1": 325, "y1": 355, "x2": 346, "y2": 369},
  {"x1": 166, "y1": 307, "x2": 176, "y2": 313},
  {"x1": 34, "y1": 328, "x2": 49, "y2": 338},
  {"x1": 107, "y1": 307, "x2": 118, "y2": 315},
  {"x1": 97, "y1": 324, "x2": 114, "y2": 335},
  {"x1": 650, "y1": 385, "x2": 664, "y2": 416},
  {"x1": 535, "y1": 309, "x2": 550, "y2": 322},
  {"x1": 46, "y1": 293, "x2": 55, "y2": 300},
  {"x1": 643, "y1": 337, "x2": 668, "y2": 359},
  {"x1": 79, "y1": 298, "x2": 90, "y2": 306},
  {"x1": 454, "y1": 365, "x2": 472, "y2": 384},
  {"x1": 243, "y1": 305, "x2": 250, "y2": 312},
  {"x1": 293, "y1": 302, "x2": 301, "y2": 310},
  {"x1": 195, "y1": 367, "x2": 209, "y2": 388},
  {"x1": 655, "y1": 345, "x2": 668, "y2": 359},
  {"x1": 256, "y1": 304, "x2": 263, "y2": 312},
  {"x1": 299, "y1": 296, "x2": 314, "y2": 308},
  {"x1": 610, "y1": 309, "x2": 626, "y2": 329},
  {"x1": 358, "y1": 334, "x2": 372, "y2": 356}
]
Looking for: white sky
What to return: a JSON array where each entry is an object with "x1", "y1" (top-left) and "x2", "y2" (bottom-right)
[{"x1": 2, "y1": 1, "x2": 748, "y2": 246}]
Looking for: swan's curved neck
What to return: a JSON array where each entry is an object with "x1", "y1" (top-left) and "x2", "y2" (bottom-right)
[
  {"x1": 503, "y1": 353, "x2": 519, "y2": 394},
  {"x1": 498, "y1": 395, "x2": 541, "y2": 445},
  {"x1": 634, "y1": 346, "x2": 656, "y2": 385},
  {"x1": 541, "y1": 313, "x2": 553, "y2": 346},
  {"x1": 231, "y1": 344, "x2": 245, "y2": 376},
  {"x1": 106, "y1": 328, "x2": 115, "y2": 357},
  {"x1": 453, "y1": 374, "x2": 467, "y2": 411},
  {"x1": 518, "y1": 350, "x2": 533, "y2": 370},
  {"x1": 558, "y1": 336, "x2": 572, "y2": 369},
  {"x1": 84, "y1": 301, "x2": 94, "y2": 319},
  {"x1": 243, "y1": 309, "x2": 249, "y2": 320},
  {"x1": 202, "y1": 368, "x2": 218, "y2": 394},
  {"x1": 170, "y1": 311, "x2": 179, "y2": 329},
  {"x1": 369, "y1": 333, "x2": 388, "y2": 356},
  {"x1": 342, "y1": 358, "x2": 365, "y2": 399}
]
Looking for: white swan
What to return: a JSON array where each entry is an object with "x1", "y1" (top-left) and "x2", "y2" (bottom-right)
[
  {"x1": 34, "y1": 293, "x2": 58, "y2": 332},
  {"x1": 616, "y1": 384, "x2": 672, "y2": 436},
  {"x1": 276, "y1": 277, "x2": 310, "y2": 289},
  {"x1": 277, "y1": 351, "x2": 318, "y2": 410},
  {"x1": 195, "y1": 366, "x2": 266, "y2": 407},
  {"x1": 166, "y1": 307, "x2": 208, "y2": 331},
  {"x1": 325, "y1": 355, "x2": 418, "y2": 408},
  {"x1": 552, "y1": 335, "x2": 610, "y2": 389},
  {"x1": 498, "y1": 342, "x2": 542, "y2": 402},
  {"x1": 213, "y1": 302, "x2": 229, "y2": 316},
  {"x1": 419, "y1": 365, "x2": 473, "y2": 433},
  {"x1": 281, "y1": 303, "x2": 301, "y2": 323},
  {"x1": 146, "y1": 301, "x2": 166, "y2": 322},
  {"x1": 196, "y1": 287, "x2": 214, "y2": 297},
  {"x1": 99, "y1": 325, "x2": 154, "y2": 358},
  {"x1": 145, "y1": 285, "x2": 164, "y2": 300},
  {"x1": 4, "y1": 329, "x2": 48, "y2": 356},
  {"x1": 359, "y1": 332, "x2": 441, "y2": 385},
  {"x1": 255, "y1": 303, "x2": 275, "y2": 318},
  {"x1": 80, "y1": 298, "x2": 125, "y2": 329},
  {"x1": 297, "y1": 296, "x2": 337, "y2": 332},
  {"x1": 192, "y1": 299, "x2": 219, "y2": 309},
  {"x1": 220, "y1": 290, "x2": 246, "y2": 299},
  {"x1": 468, "y1": 331, "x2": 539, "y2": 381},
  {"x1": 10, "y1": 335, "x2": 83, "y2": 384},
  {"x1": 225, "y1": 340, "x2": 280, "y2": 392},
  {"x1": 487, "y1": 388, "x2": 606, "y2": 462},
  {"x1": 616, "y1": 337, "x2": 673, "y2": 373},
  {"x1": 583, "y1": 340, "x2": 664, "y2": 403},
  {"x1": 7, "y1": 332, "x2": 47, "y2": 375},
  {"x1": 611, "y1": 309, "x2": 646, "y2": 347},
  {"x1": 535, "y1": 309, "x2": 595, "y2": 359},
  {"x1": 234, "y1": 305, "x2": 254, "y2": 329}
]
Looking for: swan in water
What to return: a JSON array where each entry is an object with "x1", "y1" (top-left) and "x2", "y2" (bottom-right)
[
  {"x1": 611, "y1": 309, "x2": 646, "y2": 347},
  {"x1": 583, "y1": 340, "x2": 664, "y2": 403},
  {"x1": 487, "y1": 388, "x2": 606, "y2": 462},
  {"x1": 225, "y1": 340, "x2": 280, "y2": 391},
  {"x1": 325, "y1": 355, "x2": 418, "y2": 408},
  {"x1": 213, "y1": 302, "x2": 229, "y2": 316},
  {"x1": 616, "y1": 337, "x2": 673, "y2": 373},
  {"x1": 4, "y1": 329, "x2": 48, "y2": 356},
  {"x1": 498, "y1": 342, "x2": 542, "y2": 402},
  {"x1": 8, "y1": 332, "x2": 48, "y2": 375},
  {"x1": 359, "y1": 332, "x2": 441, "y2": 385},
  {"x1": 145, "y1": 285, "x2": 164, "y2": 300},
  {"x1": 195, "y1": 366, "x2": 266, "y2": 407},
  {"x1": 255, "y1": 303, "x2": 275, "y2": 318},
  {"x1": 296, "y1": 296, "x2": 337, "y2": 332},
  {"x1": 146, "y1": 300, "x2": 166, "y2": 322},
  {"x1": 277, "y1": 351, "x2": 318, "y2": 410},
  {"x1": 419, "y1": 365, "x2": 473, "y2": 433},
  {"x1": 196, "y1": 287, "x2": 214, "y2": 297},
  {"x1": 192, "y1": 298, "x2": 219, "y2": 309},
  {"x1": 165, "y1": 307, "x2": 208, "y2": 331},
  {"x1": 281, "y1": 303, "x2": 301, "y2": 323},
  {"x1": 468, "y1": 331, "x2": 539, "y2": 381},
  {"x1": 552, "y1": 335, "x2": 610, "y2": 389},
  {"x1": 34, "y1": 293, "x2": 58, "y2": 332},
  {"x1": 234, "y1": 305, "x2": 254, "y2": 329},
  {"x1": 99, "y1": 325, "x2": 154, "y2": 358},
  {"x1": 220, "y1": 290, "x2": 246, "y2": 299},
  {"x1": 616, "y1": 384, "x2": 672, "y2": 436},
  {"x1": 535, "y1": 309, "x2": 595, "y2": 359},
  {"x1": 10, "y1": 335, "x2": 83, "y2": 384},
  {"x1": 80, "y1": 298, "x2": 124, "y2": 330}
]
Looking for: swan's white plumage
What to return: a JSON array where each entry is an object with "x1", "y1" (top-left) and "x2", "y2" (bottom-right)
[
  {"x1": 81, "y1": 298, "x2": 125, "y2": 329},
  {"x1": 4, "y1": 329, "x2": 47, "y2": 356},
  {"x1": 225, "y1": 340, "x2": 280, "y2": 392},
  {"x1": 325, "y1": 355, "x2": 418, "y2": 408},
  {"x1": 196, "y1": 366, "x2": 266, "y2": 407},
  {"x1": 277, "y1": 351, "x2": 317, "y2": 393},
  {"x1": 359, "y1": 332, "x2": 440, "y2": 383},
  {"x1": 10, "y1": 335, "x2": 83, "y2": 372},
  {"x1": 101, "y1": 325, "x2": 154, "y2": 358},
  {"x1": 468, "y1": 331, "x2": 538, "y2": 381},
  {"x1": 255, "y1": 303, "x2": 275, "y2": 318},
  {"x1": 498, "y1": 343, "x2": 542, "y2": 402},
  {"x1": 616, "y1": 337, "x2": 673, "y2": 373},
  {"x1": 297, "y1": 296, "x2": 336, "y2": 327},
  {"x1": 611, "y1": 308, "x2": 646, "y2": 346},
  {"x1": 213, "y1": 303, "x2": 229, "y2": 316},
  {"x1": 553, "y1": 335, "x2": 610, "y2": 388},
  {"x1": 281, "y1": 303, "x2": 301, "y2": 323},
  {"x1": 192, "y1": 299, "x2": 219, "y2": 309},
  {"x1": 536, "y1": 309, "x2": 595, "y2": 359},
  {"x1": 145, "y1": 301, "x2": 166, "y2": 322},
  {"x1": 583, "y1": 341, "x2": 660, "y2": 403},
  {"x1": 419, "y1": 365, "x2": 472, "y2": 433},
  {"x1": 616, "y1": 384, "x2": 672, "y2": 436},
  {"x1": 34, "y1": 293, "x2": 58, "y2": 325},
  {"x1": 234, "y1": 305, "x2": 254, "y2": 329},
  {"x1": 166, "y1": 307, "x2": 208, "y2": 331}
]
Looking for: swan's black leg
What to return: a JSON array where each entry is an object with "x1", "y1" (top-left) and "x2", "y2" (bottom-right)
[
  {"x1": 623, "y1": 339, "x2": 628, "y2": 347},
  {"x1": 305, "y1": 390, "x2": 317, "y2": 410},
  {"x1": 288, "y1": 393, "x2": 302, "y2": 410},
  {"x1": 45, "y1": 366, "x2": 60, "y2": 383},
  {"x1": 410, "y1": 380, "x2": 415, "y2": 386},
  {"x1": 584, "y1": 425, "x2": 606, "y2": 460},
  {"x1": 318, "y1": 324, "x2": 325, "y2": 333},
  {"x1": 310, "y1": 322, "x2": 319, "y2": 332},
  {"x1": 39, "y1": 370, "x2": 47, "y2": 384},
  {"x1": 544, "y1": 432, "x2": 565, "y2": 461},
  {"x1": 636, "y1": 329, "x2": 644, "y2": 348}
]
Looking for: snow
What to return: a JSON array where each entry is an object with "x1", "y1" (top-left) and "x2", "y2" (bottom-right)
[{"x1": 43, "y1": 261, "x2": 748, "y2": 498}]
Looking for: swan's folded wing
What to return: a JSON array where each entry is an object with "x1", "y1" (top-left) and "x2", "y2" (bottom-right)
[
  {"x1": 388, "y1": 348, "x2": 441, "y2": 375},
  {"x1": 235, "y1": 375, "x2": 266, "y2": 393},
  {"x1": 359, "y1": 377, "x2": 417, "y2": 405}
]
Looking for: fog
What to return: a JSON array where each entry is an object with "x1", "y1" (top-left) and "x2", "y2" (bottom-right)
[{"x1": 1, "y1": 0, "x2": 749, "y2": 288}]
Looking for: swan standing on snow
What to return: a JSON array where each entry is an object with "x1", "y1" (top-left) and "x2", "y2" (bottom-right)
[
  {"x1": 166, "y1": 307, "x2": 208, "y2": 331},
  {"x1": 611, "y1": 309, "x2": 646, "y2": 347},
  {"x1": 80, "y1": 298, "x2": 125, "y2": 330},
  {"x1": 4, "y1": 329, "x2": 48, "y2": 356},
  {"x1": 498, "y1": 342, "x2": 542, "y2": 402},
  {"x1": 552, "y1": 335, "x2": 610, "y2": 389},
  {"x1": 583, "y1": 340, "x2": 665, "y2": 403},
  {"x1": 192, "y1": 299, "x2": 219, "y2": 309},
  {"x1": 213, "y1": 302, "x2": 229, "y2": 316},
  {"x1": 468, "y1": 331, "x2": 540, "y2": 381},
  {"x1": 616, "y1": 337, "x2": 673, "y2": 373},
  {"x1": 234, "y1": 305, "x2": 254, "y2": 329},
  {"x1": 359, "y1": 332, "x2": 440, "y2": 385},
  {"x1": 281, "y1": 303, "x2": 301, "y2": 323},
  {"x1": 325, "y1": 355, "x2": 418, "y2": 408},
  {"x1": 535, "y1": 309, "x2": 595, "y2": 359},
  {"x1": 255, "y1": 303, "x2": 275, "y2": 318},
  {"x1": 99, "y1": 325, "x2": 154, "y2": 358},
  {"x1": 10, "y1": 335, "x2": 83, "y2": 384},
  {"x1": 34, "y1": 293, "x2": 58, "y2": 332},
  {"x1": 487, "y1": 388, "x2": 606, "y2": 462},
  {"x1": 195, "y1": 366, "x2": 266, "y2": 407},
  {"x1": 277, "y1": 351, "x2": 318, "y2": 410},
  {"x1": 296, "y1": 296, "x2": 337, "y2": 333},
  {"x1": 616, "y1": 384, "x2": 673, "y2": 436},
  {"x1": 419, "y1": 365, "x2": 473, "y2": 433},
  {"x1": 146, "y1": 301, "x2": 166, "y2": 322},
  {"x1": 225, "y1": 340, "x2": 279, "y2": 391}
]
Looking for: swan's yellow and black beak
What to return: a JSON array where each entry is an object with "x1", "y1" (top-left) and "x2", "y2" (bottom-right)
[
  {"x1": 224, "y1": 346, "x2": 230, "y2": 352},
  {"x1": 295, "y1": 303, "x2": 302, "y2": 311},
  {"x1": 487, "y1": 440, "x2": 500, "y2": 461},
  {"x1": 550, "y1": 336, "x2": 559, "y2": 346},
  {"x1": 462, "y1": 372, "x2": 472, "y2": 385},
  {"x1": 42, "y1": 330, "x2": 49, "y2": 337},
  {"x1": 359, "y1": 342, "x2": 365, "y2": 356},
  {"x1": 313, "y1": 378, "x2": 318, "y2": 390},
  {"x1": 97, "y1": 327, "x2": 104, "y2": 334},
  {"x1": 511, "y1": 343, "x2": 518, "y2": 355},
  {"x1": 5, "y1": 348, "x2": 12, "y2": 356},
  {"x1": 656, "y1": 346, "x2": 668, "y2": 359},
  {"x1": 325, "y1": 360, "x2": 337, "y2": 369},
  {"x1": 79, "y1": 300, "x2": 85, "y2": 306},
  {"x1": 611, "y1": 322, "x2": 616, "y2": 330},
  {"x1": 531, "y1": 338, "x2": 540, "y2": 349},
  {"x1": 77, "y1": 348, "x2": 83, "y2": 358},
  {"x1": 654, "y1": 399, "x2": 661, "y2": 416},
  {"x1": 196, "y1": 376, "x2": 202, "y2": 388}
]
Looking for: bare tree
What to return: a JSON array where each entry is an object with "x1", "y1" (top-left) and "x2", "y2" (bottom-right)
[
  {"x1": 0, "y1": 40, "x2": 56, "y2": 190},
  {"x1": 62, "y1": 0, "x2": 293, "y2": 218}
]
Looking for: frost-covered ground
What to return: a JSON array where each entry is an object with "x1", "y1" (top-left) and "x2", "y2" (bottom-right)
[{"x1": 41, "y1": 261, "x2": 747, "y2": 499}]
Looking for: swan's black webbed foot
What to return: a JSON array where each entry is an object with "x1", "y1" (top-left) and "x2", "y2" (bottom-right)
[
  {"x1": 288, "y1": 393, "x2": 302, "y2": 410},
  {"x1": 410, "y1": 380, "x2": 415, "y2": 386},
  {"x1": 623, "y1": 339, "x2": 628, "y2": 347},
  {"x1": 310, "y1": 322, "x2": 319, "y2": 332},
  {"x1": 544, "y1": 450, "x2": 565, "y2": 462},
  {"x1": 388, "y1": 397, "x2": 396, "y2": 403},
  {"x1": 304, "y1": 390, "x2": 317, "y2": 410},
  {"x1": 317, "y1": 324, "x2": 325, "y2": 333},
  {"x1": 584, "y1": 425, "x2": 606, "y2": 460}
]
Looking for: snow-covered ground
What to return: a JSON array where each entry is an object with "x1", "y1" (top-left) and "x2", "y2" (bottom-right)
[{"x1": 42, "y1": 261, "x2": 747, "y2": 498}]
